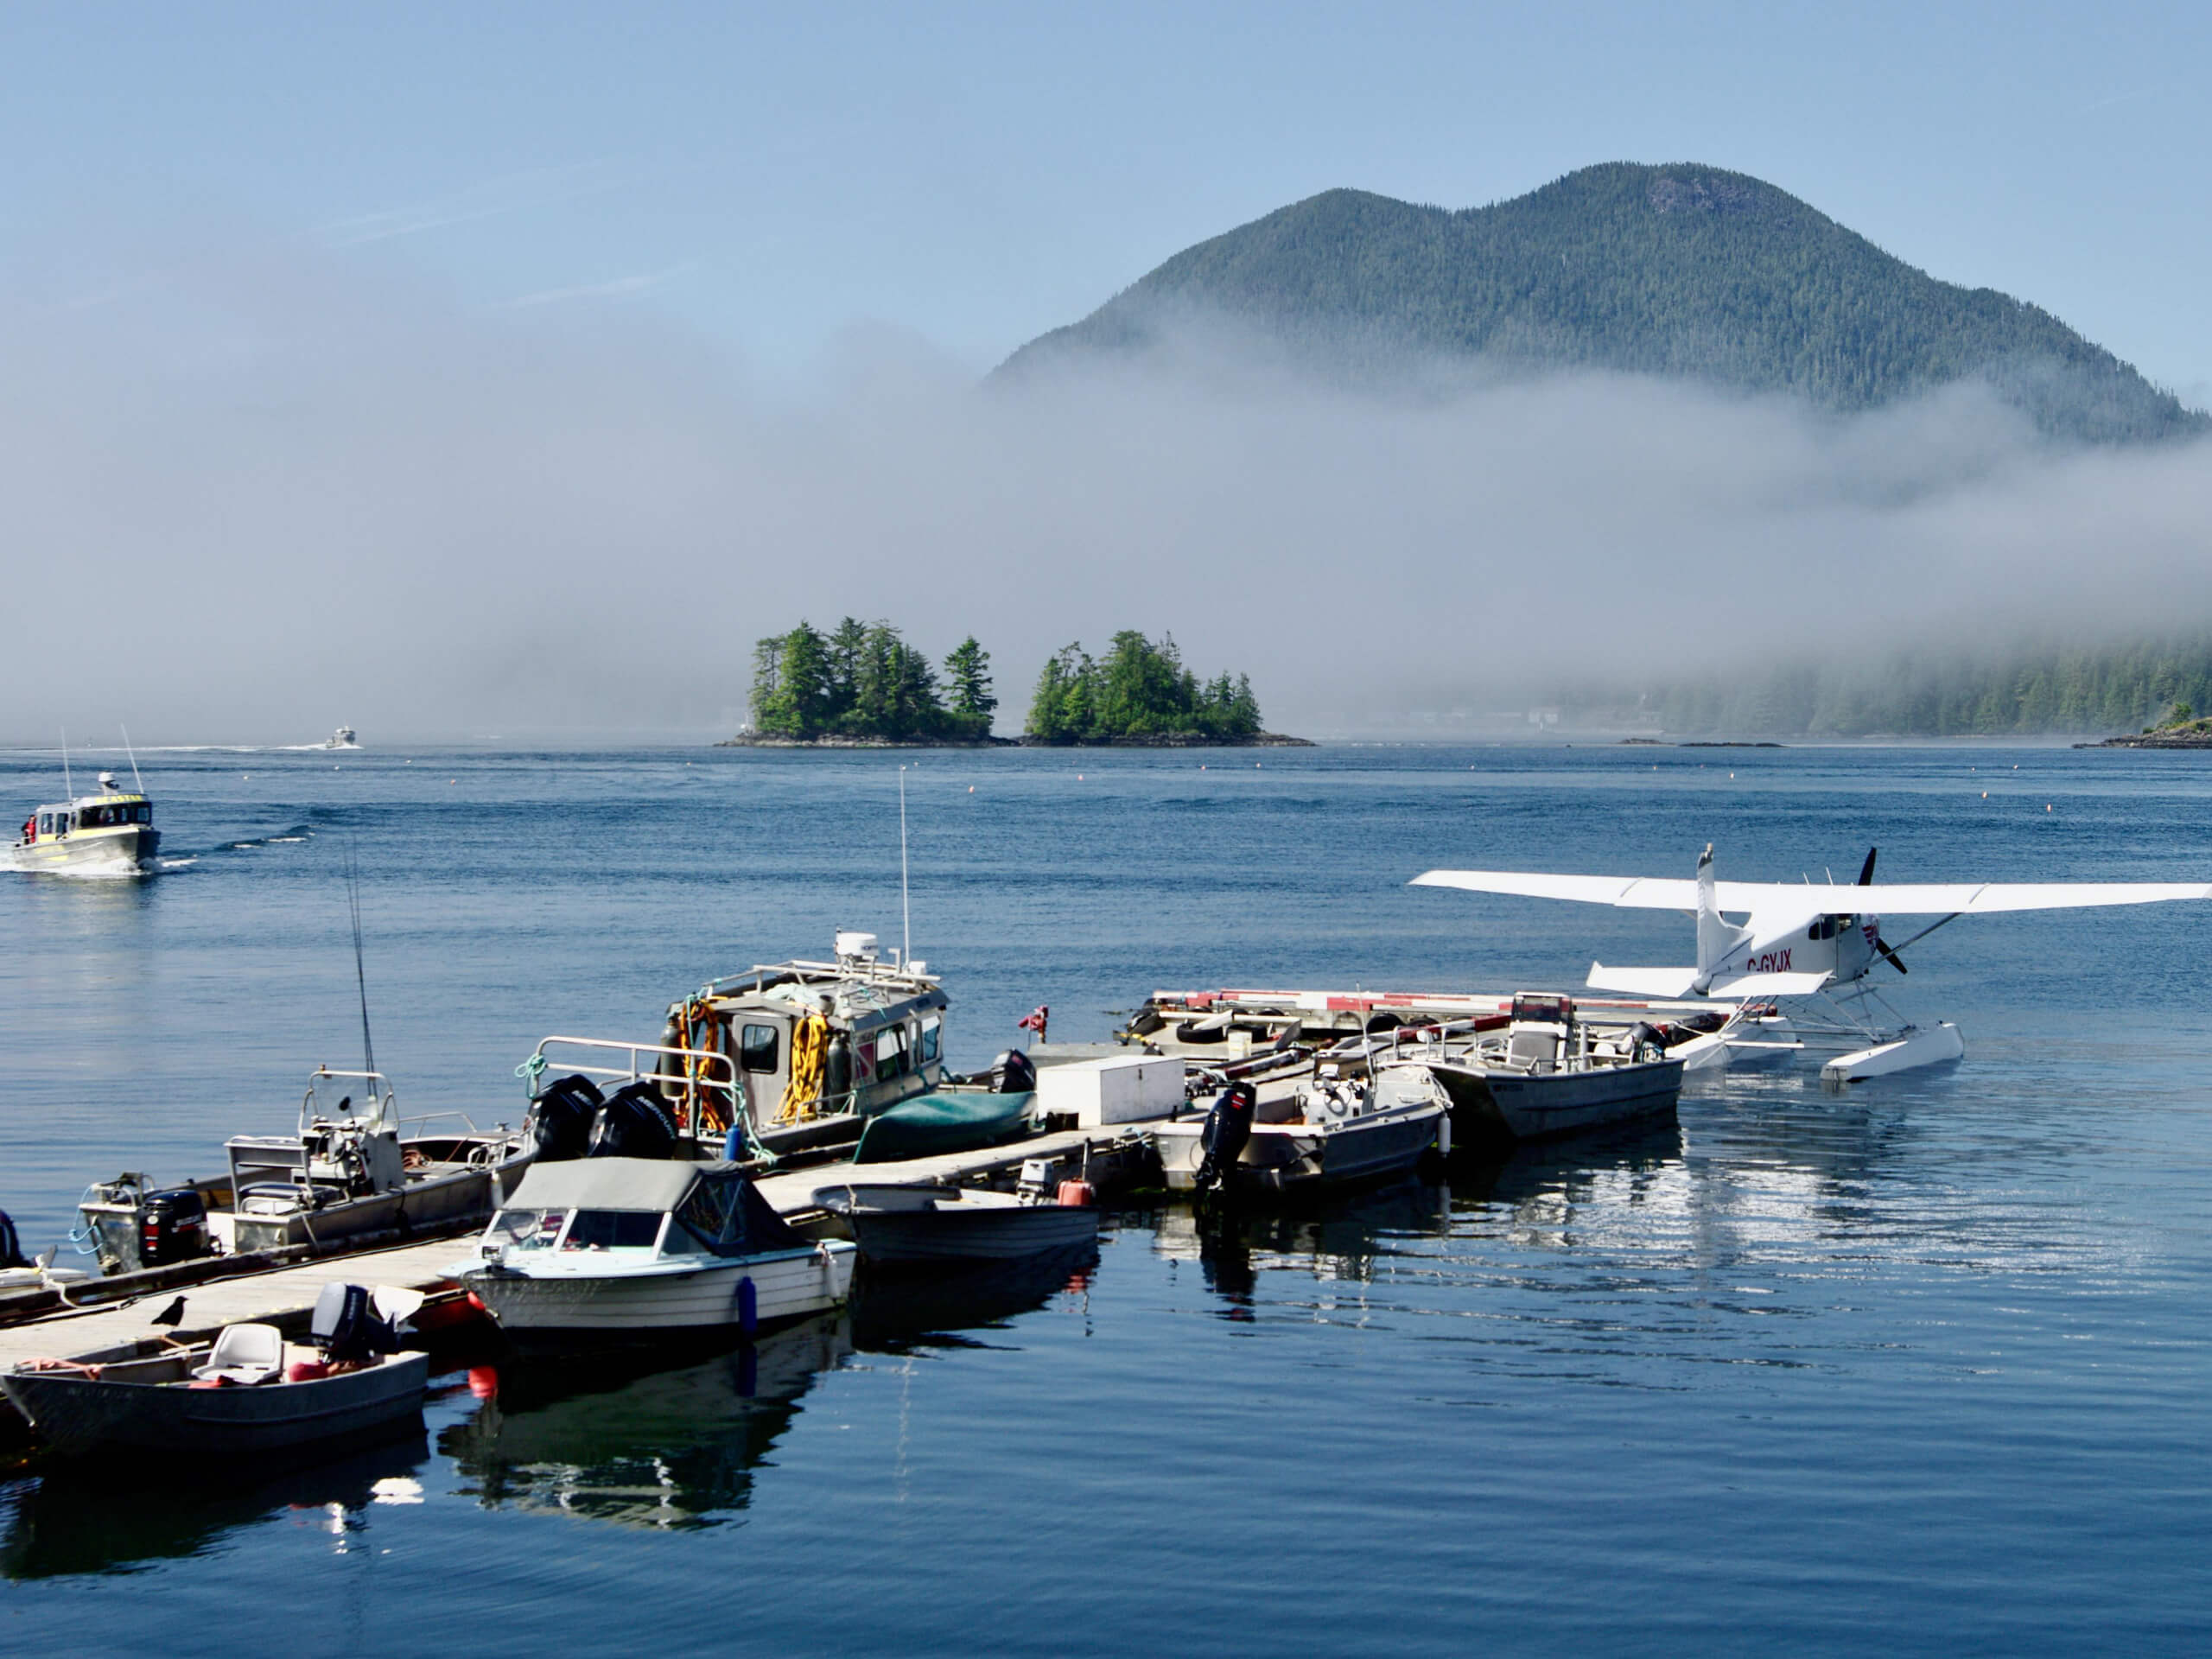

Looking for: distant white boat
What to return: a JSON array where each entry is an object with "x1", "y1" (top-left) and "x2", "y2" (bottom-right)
[{"x1": 320, "y1": 727, "x2": 359, "y2": 750}]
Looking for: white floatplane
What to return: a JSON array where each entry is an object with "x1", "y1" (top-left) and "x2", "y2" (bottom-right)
[{"x1": 1413, "y1": 847, "x2": 2212, "y2": 1082}]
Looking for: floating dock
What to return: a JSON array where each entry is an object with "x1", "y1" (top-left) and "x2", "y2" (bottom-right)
[{"x1": 0, "y1": 1120, "x2": 1166, "y2": 1450}]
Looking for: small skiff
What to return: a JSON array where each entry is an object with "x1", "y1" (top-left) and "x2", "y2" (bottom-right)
[{"x1": 814, "y1": 1182, "x2": 1100, "y2": 1268}]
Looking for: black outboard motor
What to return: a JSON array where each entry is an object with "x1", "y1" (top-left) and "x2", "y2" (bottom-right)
[
  {"x1": 588, "y1": 1081, "x2": 681, "y2": 1160},
  {"x1": 989, "y1": 1048, "x2": 1038, "y2": 1094},
  {"x1": 311, "y1": 1281, "x2": 401, "y2": 1363},
  {"x1": 1193, "y1": 1082, "x2": 1257, "y2": 1193},
  {"x1": 0, "y1": 1209, "x2": 26, "y2": 1271},
  {"x1": 1624, "y1": 1022, "x2": 1669, "y2": 1065},
  {"x1": 529, "y1": 1073, "x2": 605, "y2": 1163},
  {"x1": 140, "y1": 1188, "x2": 211, "y2": 1268}
]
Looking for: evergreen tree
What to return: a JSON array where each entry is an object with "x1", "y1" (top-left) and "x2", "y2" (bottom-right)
[{"x1": 944, "y1": 637, "x2": 996, "y2": 733}]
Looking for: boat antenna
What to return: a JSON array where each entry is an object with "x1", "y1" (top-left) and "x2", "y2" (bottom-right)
[
  {"x1": 346, "y1": 840, "x2": 378, "y2": 1101},
  {"x1": 60, "y1": 728, "x2": 72, "y2": 800},
  {"x1": 118, "y1": 724, "x2": 145, "y2": 794},
  {"x1": 899, "y1": 764, "x2": 912, "y2": 969}
]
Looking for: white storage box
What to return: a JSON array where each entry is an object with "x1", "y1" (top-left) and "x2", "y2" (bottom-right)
[{"x1": 1034, "y1": 1053, "x2": 1186, "y2": 1127}]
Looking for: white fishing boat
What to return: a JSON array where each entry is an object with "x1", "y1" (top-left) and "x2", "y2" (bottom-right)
[
  {"x1": 1388, "y1": 993, "x2": 1685, "y2": 1143},
  {"x1": 320, "y1": 727, "x2": 359, "y2": 750},
  {"x1": 73, "y1": 1069, "x2": 532, "y2": 1274},
  {"x1": 1, "y1": 1282, "x2": 428, "y2": 1459},
  {"x1": 1154, "y1": 1068, "x2": 1449, "y2": 1195},
  {"x1": 459, "y1": 1159, "x2": 856, "y2": 1346},
  {"x1": 3, "y1": 770, "x2": 159, "y2": 874}
]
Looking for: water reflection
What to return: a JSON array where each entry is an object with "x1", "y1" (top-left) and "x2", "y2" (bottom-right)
[
  {"x1": 0, "y1": 1433, "x2": 429, "y2": 1580},
  {"x1": 851, "y1": 1245, "x2": 1102, "y2": 1352},
  {"x1": 442, "y1": 1317, "x2": 852, "y2": 1530}
]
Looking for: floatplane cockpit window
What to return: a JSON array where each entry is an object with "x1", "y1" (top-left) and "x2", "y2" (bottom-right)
[{"x1": 740, "y1": 1023, "x2": 780, "y2": 1073}]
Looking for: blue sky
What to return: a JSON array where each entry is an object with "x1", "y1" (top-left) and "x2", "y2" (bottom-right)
[{"x1": 5, "y1": 1, "x2": 2208, "y2": 395}]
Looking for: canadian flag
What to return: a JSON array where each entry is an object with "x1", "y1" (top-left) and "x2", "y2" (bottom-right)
[{"x1": 1016, "y1": 1005, "x2": 1049, "y2": 1041}]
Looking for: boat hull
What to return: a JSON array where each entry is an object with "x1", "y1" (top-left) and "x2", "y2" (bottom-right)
[
  {"x1": 226, "y1": 1148, "x2": 531, "y2": 1256},
  {"x1": 1154, "y1": 1103, "x2": 1443, "y2": 1193},
  {"x1": 3, "y1": 824, "x2": 160, "y2": 874},
  {"x1": 847, "y1": 1205, "x2": 1100, "y2": 1267},
  {"x1": 1427, "y1": 1056, "x2": 1683, "y2": 1143},
  {"x1": 462, "y1": 1244, "x2": 856, "y2": 1346},
  {"x1": 2, "y1": 1353, "x2": 427, "y2": 1460}
]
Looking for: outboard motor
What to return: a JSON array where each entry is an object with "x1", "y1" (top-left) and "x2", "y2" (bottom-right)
[
  {"x1": 0, "y1": 1209, "x2": 25, "y2": 1271},
  {"x1": 311, "y1": 1281, "x2": 401, "y2": 1363},
  {"x1": 989, "y1": 1048, "x2": 1038, "y2": 1094},
  {"x1": 529, "y1": 1073, "x2": 605, "y2": 1163},
  {"x1": 1624, "y1": 1022, "x2": 1669, "y2": 1065},
  {"x1": 139, "y1": 1188, "x2": 210, "y2": 1268},
  {"x1": 588, "y1": 1081, "x2": 680, "y2": 1160},
  {"x1": 1193, "y1": 1082, "x2": 1257, "y2": 1193}
]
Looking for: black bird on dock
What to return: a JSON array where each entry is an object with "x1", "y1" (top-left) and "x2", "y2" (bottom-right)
[{"x1": 151, "y1": 1295, "x2": 187, "y2": 1327}]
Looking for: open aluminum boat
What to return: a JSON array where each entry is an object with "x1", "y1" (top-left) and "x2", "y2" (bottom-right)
[
  {"x1": 814, "y1": 1181, "x2": 1099, "y2": 1268},
  {"x1": 1, "y1": 1283, "x2": 428, "y2": 1460},
  {"x1": 1154, "y1": 1067, "x2": 1448, "y2": 1195},
  {"x1": 1391, "y1": 993, "x2": 1684, "y2": 1144},
  {"x1": 459, "y1": 1159, "x2": 856, "y2": 1346}
]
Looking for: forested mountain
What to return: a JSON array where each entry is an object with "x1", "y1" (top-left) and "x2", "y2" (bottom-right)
[
  {"x1": 1000, "y1": 163, "x2": 2203, "y2": 444},
  {"x1": 1623, "y1": 636, "x2": 2212, "y2": 736}
]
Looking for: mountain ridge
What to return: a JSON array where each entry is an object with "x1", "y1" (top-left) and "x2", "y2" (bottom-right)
[{"x1": 999, "y1": 163, "x2": 2204, "y2": 444}]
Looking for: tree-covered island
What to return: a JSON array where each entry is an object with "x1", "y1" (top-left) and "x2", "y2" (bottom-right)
[
  {"x1": 1025, "y1": 631, "x2": 1307, "y2": 746},
  {"x1": 729, "y1": 619, "x2": 1000, "y2": 745}
]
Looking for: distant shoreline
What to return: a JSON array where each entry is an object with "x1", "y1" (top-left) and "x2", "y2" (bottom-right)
[{"x1": 715, "y1": 731, "x2": 1314, "y2": 750}]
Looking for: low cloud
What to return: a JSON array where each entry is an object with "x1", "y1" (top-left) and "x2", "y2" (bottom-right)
[{"x1": 2, "y1": 240, "x2": 2208, "y2": 744}]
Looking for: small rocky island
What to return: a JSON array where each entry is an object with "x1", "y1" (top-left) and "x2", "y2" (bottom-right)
[
  {"x1": 2084, "y1": 704, "x2": 2212, "y2": 749},
  {"x1": 722, "y1": 620, "x2": 1308, "y2": 748}
]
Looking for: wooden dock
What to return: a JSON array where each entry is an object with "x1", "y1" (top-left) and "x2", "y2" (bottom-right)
[{"x1": 0, "y1": 1119, "x2": 1164, "y2": 1440}]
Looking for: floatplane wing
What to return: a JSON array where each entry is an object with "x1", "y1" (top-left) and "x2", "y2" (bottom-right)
[{"x1": 1408, "y1": 870, "x2": 2212, "y2": 916}]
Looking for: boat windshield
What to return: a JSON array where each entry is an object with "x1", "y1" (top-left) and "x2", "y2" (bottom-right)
[
  {"x1": 490, "y1": 1208, "x2": 566, "y2": 1250},
  {"x1": 560, "y1": 1210, "x2": 664, "y2": 1251}
]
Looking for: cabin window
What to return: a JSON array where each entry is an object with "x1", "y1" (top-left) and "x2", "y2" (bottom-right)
[
  {"x1": 133, "y1": 804, "x2": 151, "y2": 823},
  {"x1": 560, "y1": 1211, "x2": 664, "y2": 1251},
  {"x1": 855, "y1": 1035, "x2": 875, "y2": 1079},
  {"x1": 878, "y1": 1023, "x2": 909, "y2": 1078},
  {"x1": 676, "y1": 1180, "x2": 734, "y2": 1248},
  {"x1": 739, "y1": 1023, "x2": 780, "y2": 1073},
  {"x1": 491, "y1": 1209, "x2": 565, "y2": 1250},
  {"x1": 919, "y1": 1014, "x2": 941, "y2": 1065}
]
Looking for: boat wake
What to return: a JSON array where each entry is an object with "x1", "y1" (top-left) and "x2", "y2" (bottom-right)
[{"x1": 217, "y1": 825, "x2": 317, "y2": 852}]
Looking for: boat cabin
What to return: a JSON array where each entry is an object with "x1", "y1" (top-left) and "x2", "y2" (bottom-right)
[
  {"x1": 657, "y1": 932, "x2": 951, "y2": 1155},
  {"x1": 16, "y1": 772, "x2": 155, "y2": 847},
  {"x1": 477, "y1": 1159, "x2": 804, "y2": 1268}
]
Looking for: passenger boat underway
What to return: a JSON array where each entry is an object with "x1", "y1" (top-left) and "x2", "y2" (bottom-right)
[
  {"x1": 74, "y1": 1068, "x2": 532, "y2": 1274},
  {"x1": 4, "y1": 772, "x2": 159, "y2": 874},
  {"x1": 1154, "y1": 1067, "x2": 1449, "y2": 1195},
  {"x1": 319, "y1": 727, "x2": 359, "y2": 750},
  {"x1": 1383, "y1": 993, "x2": 1685, "y2": 1144},
  {"x1": 460, "y1": 1159, "x2": 856, "y2": 1346}
]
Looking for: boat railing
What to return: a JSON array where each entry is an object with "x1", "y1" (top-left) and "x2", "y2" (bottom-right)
[
  {"x1": 393, "y1": 1109, "x2": 517, "y2": 1150},
  {"x1": 520, "y1": 1035, "x2": 751, "y2": 1147},
  {"x1": 302, "y1": 1068, "x2": 397, "y2": 1136}
]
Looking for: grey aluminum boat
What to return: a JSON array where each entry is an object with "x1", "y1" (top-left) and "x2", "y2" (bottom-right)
[
  {"x1": 2, "y1": 1284, "x2": 428, "y2": 1460},
  {"x1": 1392, "y1": 993, "x2": 1685, "y2": 1144},
  {"x1": 813, "y1": 1182, "x2": 1100, "y2": 1267},
  {"x1": 1154, "y1": 1067, "x2": 1449, "y2": 1195}
]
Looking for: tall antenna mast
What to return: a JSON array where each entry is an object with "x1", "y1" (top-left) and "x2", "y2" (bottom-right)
[
  {"x1": 118, "y1": 724, "x2": 145, "y2": 794},
  {"x1": 60, "y1": 728, "x2": 72, "y2": 800},
  {"x1": 347, "y1": 842, "x2": 378, "y2": 1104},
  {"x1": 899, "y1": 765, "x2": 912, "y2": 968}
]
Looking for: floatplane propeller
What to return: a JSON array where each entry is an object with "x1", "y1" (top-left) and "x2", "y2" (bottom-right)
[{"x1": 1409, "y1": 847, "x2": 2212, "y2": 1080}]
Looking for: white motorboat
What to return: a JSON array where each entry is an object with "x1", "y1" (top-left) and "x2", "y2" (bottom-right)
[
  {"x1": 459, "y1": 1158, "x2": 856, "y2": 1346},
  {"x1": 2, "y1": 1282, "x2": 428, "y2": 1459},
  {"x1": 3, "y1": 771, "x2": 159, "y2": 874},
  {"x1": 320, "y1": 727, "x2": 359, "y2": 750},
  {"x1": 1154, "y1": 1067, "x2": 1449, "y2": 1195},
  {"x1": 1392, "y1": 993, "x2": 1684, "y2": 1144}
]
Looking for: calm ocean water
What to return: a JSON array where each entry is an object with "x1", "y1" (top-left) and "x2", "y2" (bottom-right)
[{"x1": 2, "y1": 741, "x2": 2208, "y2": 1654}]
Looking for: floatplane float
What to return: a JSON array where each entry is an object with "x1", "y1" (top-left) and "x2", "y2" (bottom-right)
[{"x1": 1413, "y1": 846, "x2": 2212, "y2": 1082}]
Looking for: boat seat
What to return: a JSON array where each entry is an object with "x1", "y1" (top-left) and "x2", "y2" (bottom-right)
[
  {"x1": 1507, "y1": 1027, "x2": 1561, "y2": 1070},
  {"x1": 194, "y1": 1322, "x2": 285, "y2": 1385}
]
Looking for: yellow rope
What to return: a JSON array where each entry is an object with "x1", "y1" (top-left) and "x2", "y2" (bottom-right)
[{"x1": 778, "y1": 1013, "x2": 829, "y2": 1123}]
